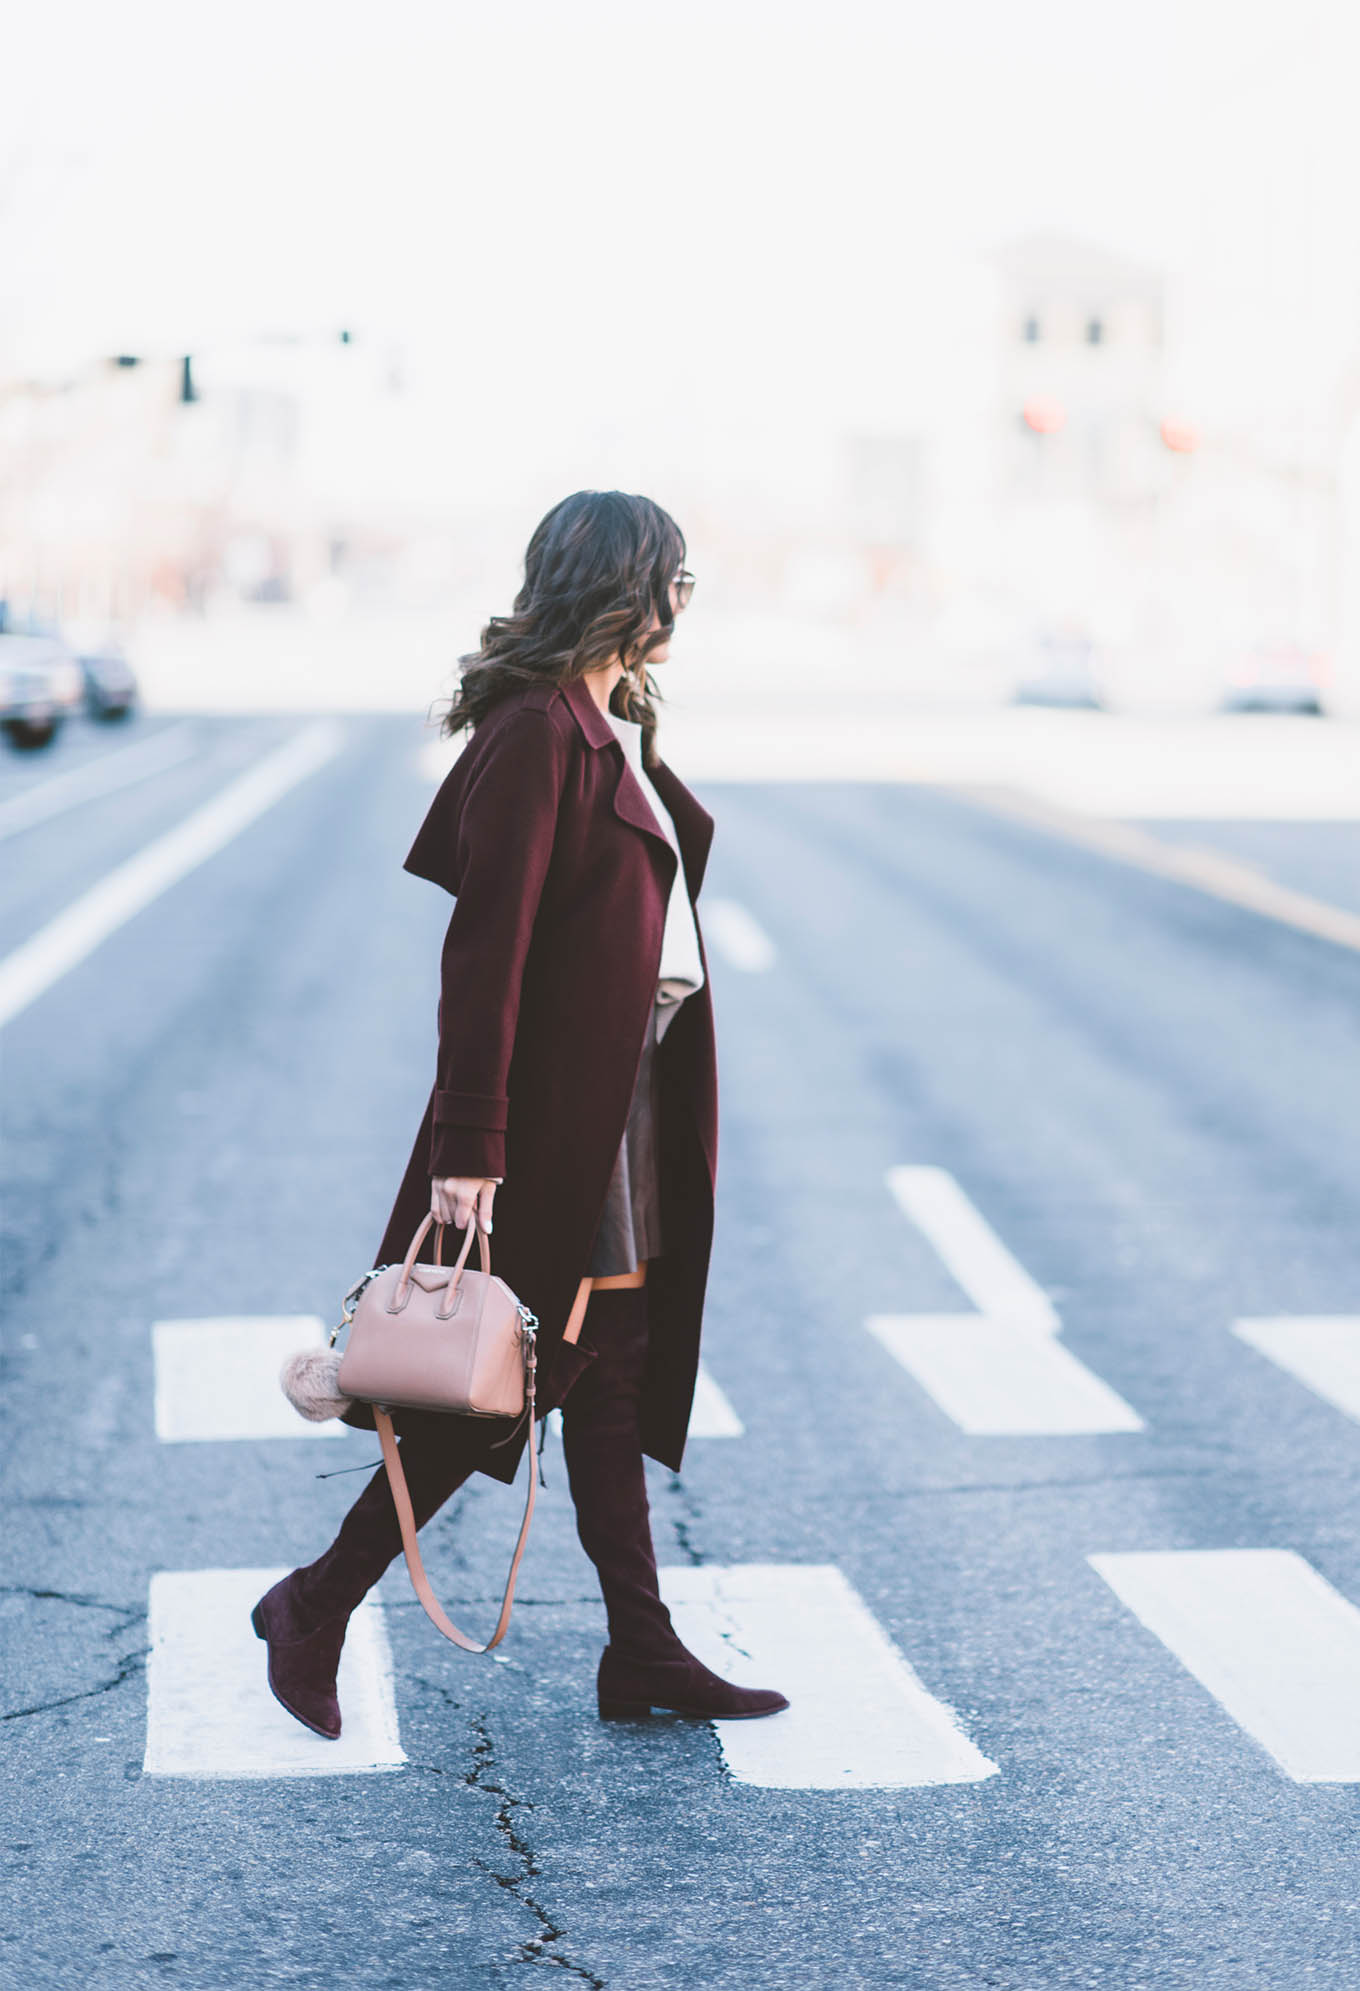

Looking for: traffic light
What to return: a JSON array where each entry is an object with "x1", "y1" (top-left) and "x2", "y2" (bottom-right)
[
  {"x1": 1022, "y1": 397, "x2": 1066, "y2": 435},
  {"x1": 1159, "y1": 417, "x2": 1199, "y2": 453}
]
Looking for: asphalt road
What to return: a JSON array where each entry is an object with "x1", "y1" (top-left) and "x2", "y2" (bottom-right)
[{"x1": 4, "y1": 709, "x2": 1360, "y2": 1989}]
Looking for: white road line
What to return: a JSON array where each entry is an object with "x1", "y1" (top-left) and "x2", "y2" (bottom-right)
[
  {"x1": 660, "y1": 1564, "x2": 998, "y2": 1789},
  {"x1": 1090, "y1": 1549, "x2": 1360, "y2": 1783},
  {"x1": 688, "y1": 1363, "x2": 744, "y2": 1438},
  {"x1": 0, "y1": 720, "x2": 343, "y2": 1029},
  {"x1": 548, "y1": 1360, "x2": 741, "y2": 1442},
  {"x1": 876, "y1": 1168, "x2": 1143, "y2": 1435},
  {"x1": 143, "y1": 1568, "x2": 405, "y2": 1779},
  {"x1": 0, "y1": 723, "x2": 198, "y2": 842},
  {"x1": 886, "y1": 1166, "x2": 1059, "y2": 1331},
  {"x1": 1233, "y1": 1317, "x2": 1360, "y2": 1424},
  {"x1": 866, "y1": 1314, "x2": 1144, "y2": 1435},
  {"x1": 704, "y1": 897, "x2": 777, "y2": 972},
  {"x1": 153, "y1": 1316, "x2": 348, "y2": 1443}
]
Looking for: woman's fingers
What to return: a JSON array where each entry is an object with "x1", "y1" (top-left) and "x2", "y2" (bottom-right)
[
  {"x1": 430, "y1": 1176, "x2": 497, "y2": 1232},
  {"x1": 428, "y1": 1178, "x2": 497, "y2": 1226}
]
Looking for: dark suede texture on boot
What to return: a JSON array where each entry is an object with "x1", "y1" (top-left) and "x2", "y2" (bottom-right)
[
  {"x1": 254, "y1": 1424, "x2": 487, "y2": 1738},
  {"x1": 251, "y1": 1572, "x2": 349, "y2": 1740},
  {"x1": 562, "y1": 1282, "x2": 788, "y2": 1722},
  {"x1": 561, "y1": 1284, "x2": 682, "y2": 1660},
  {"x1": 293, "y1": 1433, "x2": 483, "y2": 1629}
]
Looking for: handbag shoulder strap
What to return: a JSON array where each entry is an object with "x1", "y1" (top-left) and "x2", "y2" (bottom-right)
[{"x1": 373, "y1": 1367, "x2": 537, "y2": 1654}]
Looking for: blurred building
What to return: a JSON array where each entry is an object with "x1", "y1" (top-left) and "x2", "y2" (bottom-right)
[
  {"x1": 977, "y1": 226, "x2": 1360, "y2": 710},
  {"x1": 5, "y1": 213, "x2": 1360, "y2": 717},
  {"x1": 998, "y1": 232, "x2": 1167, "y2": 513},
  {"x1": 0, "y1": 334, "x2": 416, "y2": 636},
  {"x1": 987, "y1": 233, "x2": 1181, "y2": 691}
]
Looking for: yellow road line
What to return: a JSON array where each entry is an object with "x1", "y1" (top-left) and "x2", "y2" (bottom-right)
[{"x1": 954, "y1": 785, "x2": 1360, "y2": 957}]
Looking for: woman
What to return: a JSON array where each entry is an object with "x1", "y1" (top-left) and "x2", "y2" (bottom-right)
[{"x1": 253, "y1": 491, "x2": 788, "y2": 1737}]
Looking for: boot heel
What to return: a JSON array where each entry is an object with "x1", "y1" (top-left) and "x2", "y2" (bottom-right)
[
  {"x1": 251, "y1": 1604, "x2": 266, "y2": 1641},
  {"x1": 598, "y1": 1696, "x2": 652, "y2": 1721}
]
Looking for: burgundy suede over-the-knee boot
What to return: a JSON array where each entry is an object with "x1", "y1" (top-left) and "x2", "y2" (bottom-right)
[
  {"x1": 252, "y1": 1427, "x2": 480, "y2": 1739},
  {"x1": 561, "y1": 1283, "x2": 788, "y2": 1723}
]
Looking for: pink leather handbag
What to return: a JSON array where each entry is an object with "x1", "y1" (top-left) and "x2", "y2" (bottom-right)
[{"x1": 334, "y1": 1212, "x2": 539, "y2": 1653}]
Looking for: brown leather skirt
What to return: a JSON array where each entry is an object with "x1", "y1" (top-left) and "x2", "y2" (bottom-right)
[{"x1": 585, "y1": 989, "x2": 687, "y2": 1276}]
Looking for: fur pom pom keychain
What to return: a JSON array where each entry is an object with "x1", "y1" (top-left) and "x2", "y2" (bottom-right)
[
  {"x1": 279, "y1": 1268, "x2": 383, "y2": 1423},
  {"x1": 280, "y1": 1347, "x2": 353, "y2": 1423}
]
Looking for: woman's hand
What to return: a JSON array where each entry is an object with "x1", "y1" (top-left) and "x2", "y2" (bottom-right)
[{"x1": 431, "y1": 1176, "x2": 498, "y2": 1234}]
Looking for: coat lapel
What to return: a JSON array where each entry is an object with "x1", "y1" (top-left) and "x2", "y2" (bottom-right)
[
  {"x1": 558, "y1": 673, "x2": 715, "y2": 899},
  {"x1": 560, "y1": 673, "x2": 678, "y2": 872},
  {"x1": 648, "y1": 758, "x2": 715, "y2": 900}
]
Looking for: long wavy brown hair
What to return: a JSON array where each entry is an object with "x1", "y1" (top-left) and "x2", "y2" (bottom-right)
[{"x1": 437, "y1": 491, "x2": 686, "y2": 769}]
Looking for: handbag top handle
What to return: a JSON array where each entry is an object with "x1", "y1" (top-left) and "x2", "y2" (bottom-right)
[
  {"x1": 374, "y1": 1209, "x2": 538, "y2": 1655},
  {"x1": 391, "y1": 1209, "x2": 492, "y2": 1314}
]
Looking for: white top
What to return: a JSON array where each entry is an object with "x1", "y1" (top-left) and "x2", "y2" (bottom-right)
[{"x1": 607, "y1": 712, "x2": 705, "y2": 1004}]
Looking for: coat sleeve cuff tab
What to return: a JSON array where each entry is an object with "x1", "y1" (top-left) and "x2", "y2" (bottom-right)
[
  {"x1": 429, "y1": 1125, "x2": 507, "y2": 1182},
  {"x1": 433, "y1": 1090, "x2": 510, "y2": 1130}
]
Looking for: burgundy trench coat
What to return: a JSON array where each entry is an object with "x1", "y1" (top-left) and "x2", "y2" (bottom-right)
[{"x1": 341, "y1": 671, "x2": 719, "y2": 1486}]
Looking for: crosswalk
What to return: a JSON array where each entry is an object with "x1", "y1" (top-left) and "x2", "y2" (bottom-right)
[
  {"x1": 144, "y1": 1570, "x2": 405, "y2": 1779},
  {"x1": 869, "y1": 1166, "x2": 1143, "y2": 1435},
  {"x1": 153, "y1": 1315, "x2": 347, "y2": 1443},
  {"x1": 1233, "y1": 1316, "x2": 1360, "y2": 1425},
  {"x1": 135, "y1": 1160, "x2": 1360, "y2": 1791},
  {"x1": 142, "y1": 1314, "x2": 755, "y2": 1779},
  {"x1": 686, "y1": 1364, "x2": 745, "y2": 1438},
  {"x1": 1090, "y1": 1551, "x2": 1360, "y2": 1784},
  {"x1": 662, "y1": 1565, "x2": 997, "y2": 1789},
  {"x1": 16, "y1": 742, "x2": 1360, "y2": 1803},
  {"x1": 703, "y1": 898, "x2": 778, "y2": 973}
]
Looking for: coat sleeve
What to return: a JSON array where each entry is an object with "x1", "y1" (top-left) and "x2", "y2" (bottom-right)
[{"x1": 425, "y1": 707, "x2": 569, "y2": 1181}]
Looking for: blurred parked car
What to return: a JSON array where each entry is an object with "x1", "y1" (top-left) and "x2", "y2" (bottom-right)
[
  {"x1": 79, "y1": 642, "x2": 138, "y2": 721},
  {"x1": 1012, "y1": 634, "x2": 1105, "y2": 710},
  {"x1": 1220, "y1": 645, "x2": 1327, "y2": 715},
  {"x1": 0, "y1": 631, "x2": 83, "y2": 749}
]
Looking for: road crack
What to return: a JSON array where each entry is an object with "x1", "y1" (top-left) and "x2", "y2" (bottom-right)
[
  {"x1": 0, "y1": 1583, "x2": 140, "y2": 1621},
  {"x1": 464, "y1": 1712, "x2": 604, "y2": 1986},
  {"x1": 0, "y1": 1586, "x2": 147, "y2": 1723},
  {"x1": 1, "y1": 1645, "x2": 149, "y2": 1723},
  {"x1": 664, "y1": 1473, "x2": 704, "y2": 1567}
]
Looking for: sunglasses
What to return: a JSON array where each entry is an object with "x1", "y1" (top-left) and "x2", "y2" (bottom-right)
[{"x1": 672, "y1": 569, "x2": 695, "y2": 611}]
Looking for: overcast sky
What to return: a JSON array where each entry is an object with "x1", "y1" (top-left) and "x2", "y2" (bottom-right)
[{"x1": 4, "y1": 0, "x2": 1357, "y2": 504}]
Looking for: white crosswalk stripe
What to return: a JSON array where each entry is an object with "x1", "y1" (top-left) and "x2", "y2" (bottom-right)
[
  {"x1": 153, "y1": 1316, "x2": 348, "y2": 1443},
  {"x1": 866, "y1": 1313, "x2": 1144, "y2": 1435},
  {"x1": 151, "y1": 1313, "x2": 746, "y2": 1447},
  {"x1": 687, "y1": 1364, "x2": 744, "y2": 1437},
  {"x1": 660, "y1": 1564, "x2": 998, "y2": 1789},
  {"x1": 1090, "y1": 1549, "x2": 1360, "y2": 1783},
  {"x1": 1233, "y1": 1317, "x2": 1360, "y2": 1424},
  {"x1": 704, "y1": 897, "x2": 777, "y2": 972},
  {"x1": 874, "y1": 1167, "x2": 1143, "y2": 1435},
  {"x1": 548, "y1": 1360, "x2": 743, "y2": 1442},
  {"x1": 143, "y1": 1569, "x2": 406, "y2": 1779},
  {"x1": 149, "y1": 1318, "x2": 400, "y2": 1780},
  {"x1": 886, "y1": 1166, "x2": 1059, "y2": 1332}
]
